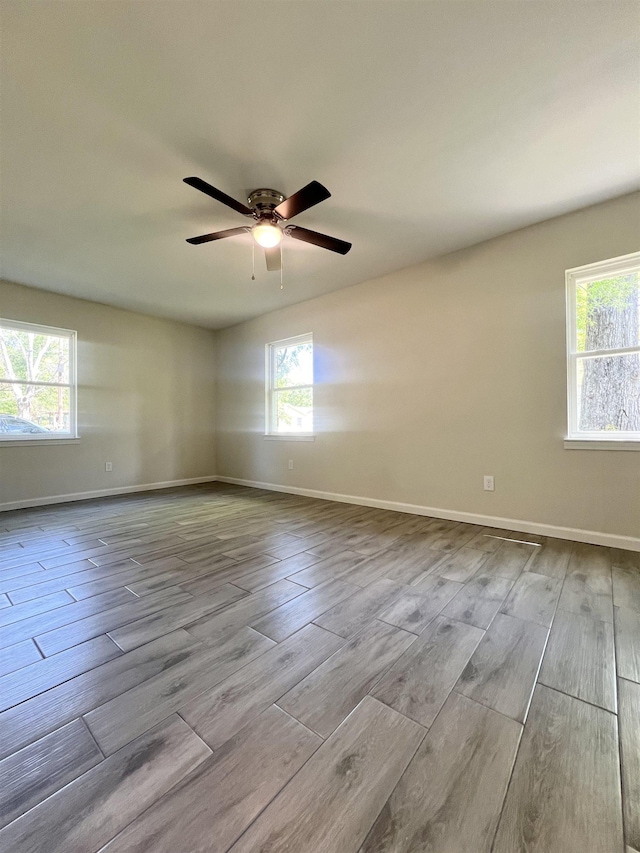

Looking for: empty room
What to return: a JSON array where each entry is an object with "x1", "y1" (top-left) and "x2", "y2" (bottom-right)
[{"x1": 1, "y1": 2, "x2": 639, "y2": 851}]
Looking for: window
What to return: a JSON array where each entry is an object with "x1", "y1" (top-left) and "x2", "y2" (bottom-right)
[
  {"x1": 266, "y1": 334, "x2": 313, "y2": 437},
  {"x1": 566, "y1": 252, "x2": 640, "y2": 446},
  {"x1": 0, "y1": 319, "x2": 77, "y2": 441}
]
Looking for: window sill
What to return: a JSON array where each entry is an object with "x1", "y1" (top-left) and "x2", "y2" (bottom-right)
[
  {"x1": 264, "y1": 434, "x2": 316, "y2": 442},
  {"x1": 0, "y1": 437, "x2": 81, "y2": 447},
  {"x1": 564, "y1": 438, "x2": 640, "y2": 451}
]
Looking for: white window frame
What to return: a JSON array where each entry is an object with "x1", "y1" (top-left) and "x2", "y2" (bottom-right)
[
  {"x1": 565, "y1": 251, "x2": 640, "y2": 450},
  {"x1": 265, "y1": 333, "x2": 315, "y2": 440},
  {"x1": 0, "y1": 318, "x2": 78, "y2": 443}
]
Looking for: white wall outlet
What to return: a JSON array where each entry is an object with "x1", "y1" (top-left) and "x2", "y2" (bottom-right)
[
  {"x1": 288, "y1": 459, "x2": 294, "y2": 470},
  {"x1": 105, "y1": 462, "x2": 113, "y2": 472},
  {"x1": 483, "y1": 475, "x2": 494, "y2": 491}
]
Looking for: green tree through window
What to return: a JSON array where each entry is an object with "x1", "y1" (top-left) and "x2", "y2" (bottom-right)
[
  {"x1": 576, "y1": 273, "x2": 640, "y2": 432},
  {"x1": 0, "y1": 321, "x2": 75, "y2": 436},
  {"x1": 267, "y1": 335, "x2": 313, "y2": 434}
]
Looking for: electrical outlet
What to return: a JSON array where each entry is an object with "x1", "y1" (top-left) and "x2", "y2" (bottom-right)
[
  {"x1": 105, "y1": 462, "x2": 113, "y2": 472},
  {"x1": 483, "y1": 475, "x2": 494, "y2": 491},
  {"x1": 288, "y1": 459, "x2": 294, "y2": 470}
]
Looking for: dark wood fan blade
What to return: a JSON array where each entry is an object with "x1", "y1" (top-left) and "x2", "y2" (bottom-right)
[
  {"x1": 183, "y1": 177, "x2": 253, "y2": 216},
  {"x1": 274, "y1": 181, "x2": 331, "y2": 221},
  {"x1": 265, "y1": 246, "x2": 282, "y2": 271},
  {"x1": 288, "y1": 225, "x2": 352, "y2": 255},
  {"x1": 186, "y1": 227, "x2": 248, "y2": 245}
]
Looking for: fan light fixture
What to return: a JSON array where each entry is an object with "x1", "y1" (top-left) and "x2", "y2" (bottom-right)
[
  {"x1": 251, "y1": 222, "x2": 283, "y2": 248},
  {"x1": 183, "y1": 178, "x2": 352, "y2": 270}
]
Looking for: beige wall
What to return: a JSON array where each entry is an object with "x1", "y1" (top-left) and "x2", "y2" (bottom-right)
[
  {"x1": 216, "y1": 192, "x2": 640, "y2": 542},
  {"x1": 0, "y1": 281, "x2": 217, "y2": 506}
]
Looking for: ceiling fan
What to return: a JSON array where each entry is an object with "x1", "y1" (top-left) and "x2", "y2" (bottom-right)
[{"x1": 183, "y1": 177, "x2": 352, "y2": 271}]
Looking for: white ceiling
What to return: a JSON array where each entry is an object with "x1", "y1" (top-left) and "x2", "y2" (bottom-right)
[{"x1": 1, "y1": 1, "x2": 639, "y2": 329}]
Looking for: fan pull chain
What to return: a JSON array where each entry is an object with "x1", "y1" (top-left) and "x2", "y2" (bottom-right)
[
  {"x1": 280, "y1": 241, "x2": 284, "y2": 289},
  {"x1": 251, "y1": 241, "x2": 255, "y2": 281}
]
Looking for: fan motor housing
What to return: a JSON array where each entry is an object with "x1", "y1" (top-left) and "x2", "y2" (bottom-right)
[{"x1": 247, "y1": 188, "x2": 285, "y2": 216}]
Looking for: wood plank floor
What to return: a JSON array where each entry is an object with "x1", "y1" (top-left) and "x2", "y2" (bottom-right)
[{"x1": 0, "y1": 483, "x2": 636, "y2": 852}]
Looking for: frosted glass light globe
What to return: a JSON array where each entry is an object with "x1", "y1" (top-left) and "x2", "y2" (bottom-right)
[{"x1": 252, "y1": 223, "x2": 283, "y2": 248}]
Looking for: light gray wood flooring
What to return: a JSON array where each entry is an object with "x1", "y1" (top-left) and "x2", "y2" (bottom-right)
[{"x1": 0, "y1": 483, "x2": 637, "y2": 852}]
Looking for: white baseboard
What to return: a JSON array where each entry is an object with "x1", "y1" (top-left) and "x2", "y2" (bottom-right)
[
  {"x1": 217, "y1": 475, "x2": 640, "y2": 552},
  {"x1": 0, "y1": 476, "x2": 219, "y2": 512},
  {"x1": 3, "y1": 472, "x2": 638, "y2": 552}
]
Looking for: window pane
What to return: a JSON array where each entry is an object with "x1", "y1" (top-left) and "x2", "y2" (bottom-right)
[
  {"x1": 274, "y1": 387, "x2": 313, "y2": 432},
  {"x1": 576, "y1": 271, "x2": 639, "y2": 352},
  {"x1": 274, "y1": 342, "x2": 312, "y2": 388},
  {"x1": 0, "y1": 383, "x2": 71, "y2": 435},
  {"x1": 577, "y1": 352, "x2": 640, "y2": 433},
  {"x1": 0, "y1": 328, "x2": 70, "y2": 383}
]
